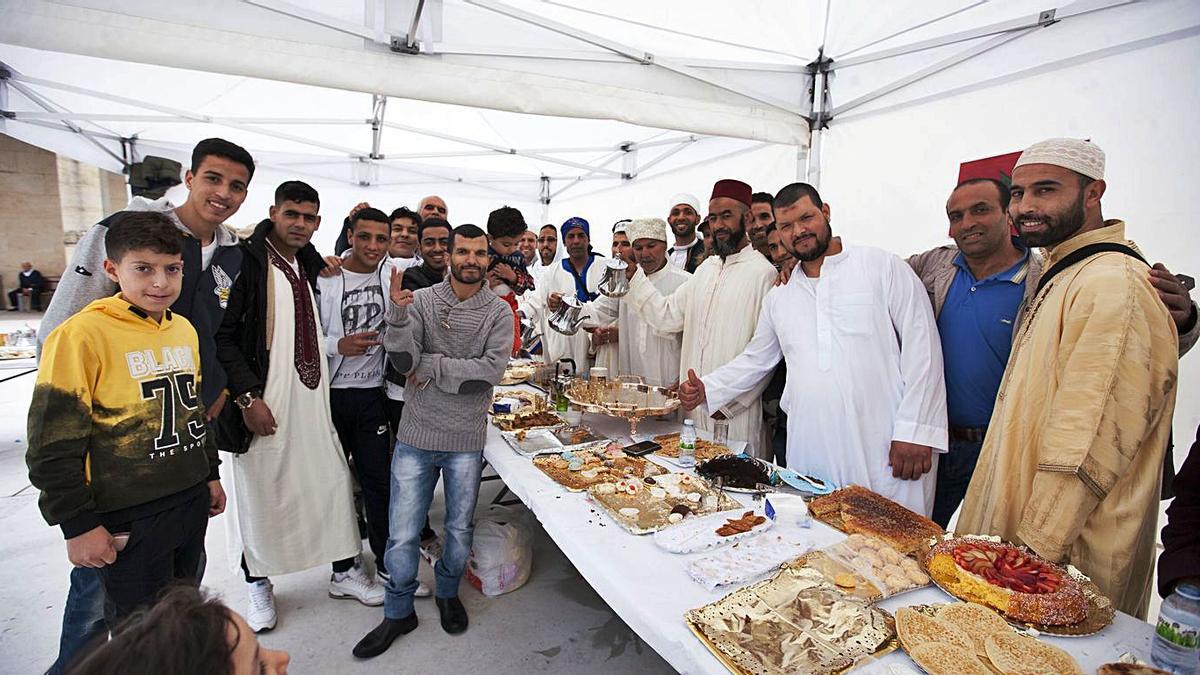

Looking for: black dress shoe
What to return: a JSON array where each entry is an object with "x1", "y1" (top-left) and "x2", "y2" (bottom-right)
[
  {"x1": 435, "y1": 596, "x2": 468, "y2": 634},
  {"x1": 352, "y1": 613, "x2": 417, "y2": 658}
]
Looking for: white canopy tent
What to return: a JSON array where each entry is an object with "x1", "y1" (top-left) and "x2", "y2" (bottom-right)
[{"x1": 2, "y1": 0, "x2": 1198, "y2": 436}]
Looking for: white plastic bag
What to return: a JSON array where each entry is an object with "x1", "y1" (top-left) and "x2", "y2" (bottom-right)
[{"x1": 465, "y1": 508, "x2": 534, "y2": 596}]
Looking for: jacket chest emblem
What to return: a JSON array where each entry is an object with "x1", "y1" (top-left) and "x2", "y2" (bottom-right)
[{"x1": 212, "y1": 265, "x2": 233, "y2": 309}]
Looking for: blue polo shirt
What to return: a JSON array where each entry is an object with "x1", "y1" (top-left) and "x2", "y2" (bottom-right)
[{"x1": 937, "y1": 247, "x2": 1030, "y2": 428}]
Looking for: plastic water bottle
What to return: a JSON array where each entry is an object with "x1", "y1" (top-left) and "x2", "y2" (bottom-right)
[
  {"x1": 1152, "y1": 582, "x2": 1200, "y2": 674},
  {"x1": 678, "y1": 420, "x2": 697, "y2": 468}
]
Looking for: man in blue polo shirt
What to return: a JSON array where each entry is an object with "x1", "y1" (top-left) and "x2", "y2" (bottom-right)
[
  {"x1": 908, "y1": 178, "x2": 1038, "y2": 527},
  {"x1": 908, "y1": 177, "x2": 1199, "y2": 527}
]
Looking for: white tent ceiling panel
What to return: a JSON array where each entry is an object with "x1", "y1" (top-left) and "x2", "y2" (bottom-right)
[{"x1": 0, "y1": 0, "x2": 810, "y2": 145}]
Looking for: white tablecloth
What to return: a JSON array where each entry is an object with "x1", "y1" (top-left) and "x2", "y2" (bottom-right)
[{"x1": 484, "y1": 387, "x2": 1155, "y2": 674}]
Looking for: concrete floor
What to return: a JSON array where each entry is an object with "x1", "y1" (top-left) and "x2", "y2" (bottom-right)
[{"x1": 0, "y1": 312, "x2": 673, "y2": 675}]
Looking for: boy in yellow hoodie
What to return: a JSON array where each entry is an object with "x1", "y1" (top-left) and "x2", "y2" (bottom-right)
[{"x1": 27, "y1": 211, "x2": 224, "y2": 627}]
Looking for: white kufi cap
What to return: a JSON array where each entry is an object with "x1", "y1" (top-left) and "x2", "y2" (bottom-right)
[{"x1": 1014, "y1": 137, "x2": 1105, "y2": 181}]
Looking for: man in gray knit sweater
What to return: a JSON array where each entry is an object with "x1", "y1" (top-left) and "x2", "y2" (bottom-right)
[{"x1": 354, "y1": 224, "x2": 513, "y2": 658}]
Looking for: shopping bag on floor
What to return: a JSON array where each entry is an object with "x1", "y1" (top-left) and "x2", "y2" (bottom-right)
[{"x1": 465, "y1": 507, "x2": 533, "y2": 596}]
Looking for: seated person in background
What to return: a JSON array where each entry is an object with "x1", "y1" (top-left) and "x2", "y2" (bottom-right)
[
  {"x1": 68, "y1": 585, "x2": 290, "y2": 675},
  {"x1": 8, "y1": 261, "x2": 46, "y2": 311}
]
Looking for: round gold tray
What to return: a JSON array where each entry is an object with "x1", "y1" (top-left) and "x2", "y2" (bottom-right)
[{"x1": 564, "y1": 376, "x2": 680, "y2": 435}]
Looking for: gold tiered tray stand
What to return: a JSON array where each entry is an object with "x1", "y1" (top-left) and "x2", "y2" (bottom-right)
[{"x1": 564, "y1": 375, "x2": 680, "y2": 436}]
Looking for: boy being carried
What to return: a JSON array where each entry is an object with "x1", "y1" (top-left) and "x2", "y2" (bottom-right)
[
  {"x1": 485, "y1": 206, "x2": 534, "y2": 356},
  {"x1": 27, "y1": 212, "x2": 224, "y2": 626}
]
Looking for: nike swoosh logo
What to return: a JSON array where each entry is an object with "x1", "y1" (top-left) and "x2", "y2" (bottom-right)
[
  {"x1": 376, "y1": 425, "x2": 388, "y2": 435},
  {"x1": 75, "y1": 266, "x2": 92, "y2": 276}
]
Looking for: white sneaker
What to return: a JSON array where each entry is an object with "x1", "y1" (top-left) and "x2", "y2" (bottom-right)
[
  {"x1": 330, "y1": 565, "x2": 385, "y2": 606},
  {"x1": 419, "y1": 535, "x2": 443, "y2": 567},
  {"x1": 246, "y1": 580, "x2": 277, "y2": 633},
  {"x1": 378, "y1": 569, "x2": 433, "y2": 598}
]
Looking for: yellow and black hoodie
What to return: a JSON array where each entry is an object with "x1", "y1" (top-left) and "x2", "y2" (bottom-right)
[{"x1": 27, "y1": 295, "x2": 219, "y2": 539}]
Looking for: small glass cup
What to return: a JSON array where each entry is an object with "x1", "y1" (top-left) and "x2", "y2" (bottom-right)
[{"x1": 713, "y1": 421, "x2": 729, "y2": 447}]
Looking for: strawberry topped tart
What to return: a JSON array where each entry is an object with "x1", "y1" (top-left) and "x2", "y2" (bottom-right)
[{"x1": 925, "y1": 538, "x2": 1088, "y2": 626}]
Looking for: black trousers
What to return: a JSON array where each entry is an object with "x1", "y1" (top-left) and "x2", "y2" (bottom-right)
[
  {"x1": 332, "y1": 387, "x2": 394, "y2": 566},
  {"x1": 8, "y1": 285, "x2": 43, "y2": 310},
  {"x1": 97, "y1": 486, "x2": 209, "y2": 627}
]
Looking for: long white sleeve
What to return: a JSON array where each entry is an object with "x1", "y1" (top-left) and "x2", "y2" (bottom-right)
[
  {"x1": 702, "y1": 294, "x2": 784, "y2": 414},
  {"x1": 885, "y1": 255, "x2": 949, "y2": 452},
  {"x1": 624, "y1": 266, "x2": 694, "y2": 335}
]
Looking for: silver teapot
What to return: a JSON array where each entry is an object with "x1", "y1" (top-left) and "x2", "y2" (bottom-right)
[
  {"x1": 548, "y1": 295, "x2": 588, "y2": 335},
  {"x1": 598, "y1": 259, "x2": 630, "y2": 298}
]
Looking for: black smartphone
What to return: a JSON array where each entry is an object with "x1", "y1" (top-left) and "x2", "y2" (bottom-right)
[{"x1": 623, "y1": 440, "x2": 661, "y2": 456}]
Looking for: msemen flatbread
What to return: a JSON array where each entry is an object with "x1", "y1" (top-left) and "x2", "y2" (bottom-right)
[
  {"x1": 934, "y1": 602, "x2": 1013, "y2": 655},
  {"x1": 895, "y1": 607, "x2": 973, "y2": 652},
  {"x1": 985, "y1": 631, "x2": 1084, "y2": 675},
  {"x1": 909, "y1": 641, "x2": 992, "y2": 675}
]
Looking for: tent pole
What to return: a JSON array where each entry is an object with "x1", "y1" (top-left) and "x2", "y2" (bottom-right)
[
  {"x1": 540, "y1": 176, "x2": 551, "y2": 223},
  {"x1": 370, "y1": 94, "x2": 386, "y2": 159}
]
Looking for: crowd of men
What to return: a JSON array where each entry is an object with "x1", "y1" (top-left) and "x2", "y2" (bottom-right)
[{"x1": 24, "y1": 135, "x2": 1200, "y2": 671}]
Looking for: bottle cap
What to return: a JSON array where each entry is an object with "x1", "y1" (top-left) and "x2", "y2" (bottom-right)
[{"x1": 1177, "y1": 582, "x2": 1200, "y2": 601}]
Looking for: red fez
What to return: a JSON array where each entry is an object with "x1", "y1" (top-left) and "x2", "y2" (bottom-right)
[{"x1": 710, "y1": 179, "x2": 752, "y2": 207}]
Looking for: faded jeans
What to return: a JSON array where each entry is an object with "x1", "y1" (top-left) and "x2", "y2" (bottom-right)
[{"x1": 383, "y1": 442, "x2": 482, "y2": 619}]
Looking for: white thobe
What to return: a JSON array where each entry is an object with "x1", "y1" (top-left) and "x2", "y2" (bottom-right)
[
  {"x1": 702, "y1": 244, "x2": 949, "y2": 515},
  {"x1": 625, "y1": 245, "x2": 777, "y2": 455},
  {"x1": 521, "y1": 257, "x2": 607, "y2": 376},
  {"x1": 587, "y1": 263, "x2": 690, "y2": 387}
]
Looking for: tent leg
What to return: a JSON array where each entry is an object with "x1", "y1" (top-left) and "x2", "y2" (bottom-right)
[
  {"x1": 806, "y1": 127, "x2": 823, "y2": 188},
  {"x1": 540, "y1": 176, "x2": 551, "y2": 224}
]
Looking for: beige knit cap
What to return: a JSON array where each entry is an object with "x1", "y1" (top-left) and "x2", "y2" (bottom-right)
[
  {"x1": 1013, "y1": 137, "x2": 1105, "y2": 180},
  {"x1": 625, "y1": 218, "x2": 668, "y2": 244}
]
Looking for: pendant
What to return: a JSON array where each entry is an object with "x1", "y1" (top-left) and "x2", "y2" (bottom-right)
[{"x1": 440, "y1": 319, "x2": 452, "y2": 330}]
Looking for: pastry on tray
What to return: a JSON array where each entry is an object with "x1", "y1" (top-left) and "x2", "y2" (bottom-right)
[
  {"x1": 532, "y1": 448, "x2": 662, "y2": 492},
  {"x1": 924, "y1": 538, "x2": 1088, "y2": 626},
  {"x1": 652, "y1": 432, "x2": 734, "y2": 462},
  {"x1": 492, "y1": 409, "x2": 563, "y2": 431},
  {"x1": 984, "y1": 631, "x2": 1084, "y2": 675},
  {"x1": 822, "y1": 533, "x2": 930, "y2": 597},
  {"x1": 933, "y1": 602, "x2": 1012, "y2": 656},
  {"x1": 588, "y1": 473, "x2": 739, "y2": 534},
  {"x1": 808, "y1": 484, "x2": 943, "y2": 554},
  {"x1": 695, "y1": 455, "x2": 773, "y2": 490}
]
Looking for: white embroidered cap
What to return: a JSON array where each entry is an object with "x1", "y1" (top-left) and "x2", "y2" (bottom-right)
[
  {"x1": 1014, "y1": 137, "x2": 1105, "y2": 181},
  {"x1": 626, "y1": 218, "x2": 669, "y2": 244},
  {"x1": 668, "y1": 193, "x2": 702, "y2": 215}
]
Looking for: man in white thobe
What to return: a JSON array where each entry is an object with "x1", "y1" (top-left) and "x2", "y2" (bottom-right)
[
  {"x1": 680, "y1": 183, "x2": 948, "y2": 514},
  {"x1": 521, "y1": 217, "x2": 606, "y2": 376},
  {"x1": 586, "y1": 218, "x2": 689, "y2": 387},
  {"x1": 624, "y1": 180, "x2": 777, "y2": 455}
]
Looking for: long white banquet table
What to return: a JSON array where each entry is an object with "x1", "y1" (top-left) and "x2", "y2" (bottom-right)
[{"x1": 484, "y1": 385, "x2": 1156, "y2": 674}]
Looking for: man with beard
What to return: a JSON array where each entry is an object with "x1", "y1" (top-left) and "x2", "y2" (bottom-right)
[
  {"x1": 354, "y1": 224, "x2": 511, "y2": 657},
  {"x1": 216, "y1": 182, "x2": 379, "y2": 633},
  {"x1": 749, "y1": 191, "x2": 775, "y2": 260},
  {"x1": 666, "y1": 193, "x2": 707, "y2": 273},
  {"x1": 584, "y1": 218, "x2": 688, "y2": 386},
  {"x1": 524, "y1": 218, "x2": 606, "y2": 375},
  {"x1": 624, "y1": 180, "x2": 777, "y2": 454},
  {"x1": 678, "y1": 182, "x2": 947, "y2": 514},
  {"x1": 529, "y1": 224, "x2": 561, "y2": 287},
  {"x1": 959, "y1": 138, "x2": 1179, "y2": 618}
]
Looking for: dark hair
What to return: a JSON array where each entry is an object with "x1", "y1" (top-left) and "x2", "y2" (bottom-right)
[
  {"x1": 190, "y1": 138, "x2": 255, "y2": 182},
  {"x1": 390, "y1": 206, "x2": 420, "y2": 225},
  {"x1": 350, "y1": 207, "x2": 390, "y2": 230},
  {"x1": 954, "y1": 177, "x2": 1011, "y2": 210},
  {"x1": 773, "y1": 182, "x2": 824, "y2": 210},
  {"x1": 764, "y1": 222, "x2": 778, "y2": 235},
  {"x1": 486, "y1": 206, "x2": 527, "y2": 239},
  {"x1": 105, "y1": 211, "x2": 185, "y2": 262},
  {"x1": 68, "y1": 586, "x2": 238, "y2": 675},
  {"x1": 612, "y1": 219, "x2": 632, "y2": 233},
  {"x1": 451, "y1": 223, "x2": 488, "y2": 247},
  {"x1": 274, "y1": 180, "x2": 319, "y2": 207},
  {"x1": 751, "y1": 191, "x2": 774, "y2": 205},
  {"x1": 539, "y1": 224, "x2": 557, "y2": 234},
  {"x1": 418, "y1": 217, "x2": 452, "y2": 239}
]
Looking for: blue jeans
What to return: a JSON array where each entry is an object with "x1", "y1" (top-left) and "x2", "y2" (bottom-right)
[
  {"x1": 47, "y1": 567, "x2": 107, "y2": 675},
  {"x1": 383, "y1": 442, "x2": 482, "y2": 619},
  {"x1": 931, "y1": 438, "x2": 985, "y2": 528}
]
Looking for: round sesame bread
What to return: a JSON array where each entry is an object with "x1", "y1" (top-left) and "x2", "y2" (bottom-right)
[
  {"x1": 934, "y1": 602, "x2": 1013, "y2": 655},
  {"x1": 984, "y1": 630, "x2": 1084, "y2": 675},
  {"x1": 908, "y1": 641, "x2": 992, "y2": 675},
  {"x1": 895, "y1": 607, "x2": 973, "y2": 653}
]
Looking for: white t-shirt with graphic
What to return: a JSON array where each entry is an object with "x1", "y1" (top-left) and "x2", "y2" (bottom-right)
[{"x1": 331, "y1": 268, "x2": 387, "y2": 389}]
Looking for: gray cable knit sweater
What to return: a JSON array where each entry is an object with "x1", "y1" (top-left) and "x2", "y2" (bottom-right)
[{"x1": 384, "y1": 280, "x2": 512, "y2": 452}]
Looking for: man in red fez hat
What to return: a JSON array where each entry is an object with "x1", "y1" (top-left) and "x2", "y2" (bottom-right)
[{"x1": 621, "y1": 179, "x2": 778, "y2": 454}]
